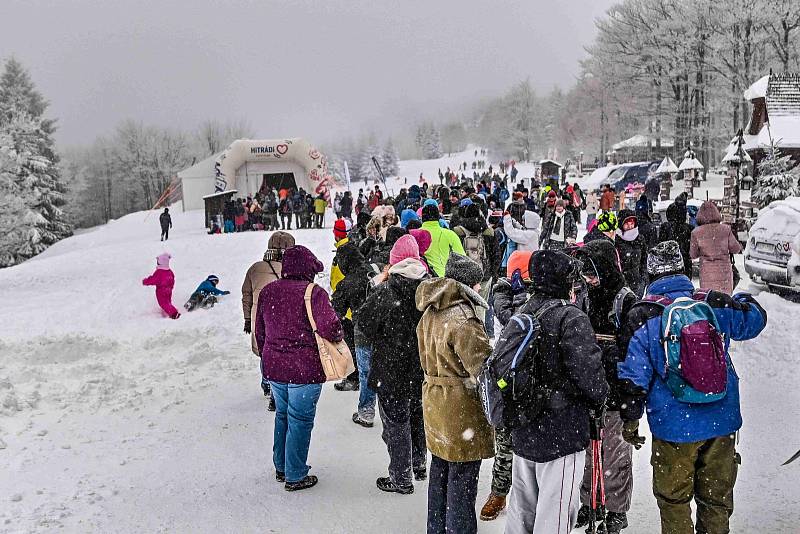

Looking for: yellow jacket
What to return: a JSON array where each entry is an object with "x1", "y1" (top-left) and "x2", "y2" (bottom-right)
[
  {"x1": 314, "y1": 198, "x2": 328, "y2": 214},
  {"x1": 331, "y1": 237, "x2": 351, "y2": 319}
]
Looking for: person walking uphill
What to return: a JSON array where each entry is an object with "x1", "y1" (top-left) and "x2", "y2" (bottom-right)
[
  {"x1": 242, "y1": 231, "x2": 296, "y2": 411},
  {"x1": 142, "y1": 252, "x2": 180, "y2": 319},
  {"x1": 618, "y1": 241, "x2": 767, "y2": 534},
  {"x1": 690, "y1": 201, "x2": 742, "y2": 293},
  {"x1": 331, "y1": 244, "x2": 376, "y2": 428},
  {"x1": 255, "y1": 245, "x2": 344, "y2": 492},
  {"x1": 420, "y1": 204, "x2": 466, "y2": 277},
  {"x1": 504, "y1": 250, "x2": 608, "y2": 534},
  {"x1": 574, "y1": 240, "x2": 639, "y2": 533},
  {"x1": 416, "y1": 253, "x2": 494, "y2": 534},
  {"x1": 357, "y1": 235, "x2": 430, "y2": 494},
  {"x1": 159, "y1": 208, "x2": 172, "y2": 241}
]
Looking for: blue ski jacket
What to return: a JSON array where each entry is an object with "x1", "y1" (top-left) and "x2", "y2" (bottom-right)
[
  {"x1": 617, "y1": 274, "x2": 767, "y2": 443},
  {"x1": 194, "y1": 280, "x2": 229, "y2": 296}
]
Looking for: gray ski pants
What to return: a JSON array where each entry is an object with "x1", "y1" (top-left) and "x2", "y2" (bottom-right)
[
  {"x1": 580, "y1": 410, "x2": 633, "y2": 513},
  {"x1": 504, "y1": 451, "x2": 585, "y2": 534}
]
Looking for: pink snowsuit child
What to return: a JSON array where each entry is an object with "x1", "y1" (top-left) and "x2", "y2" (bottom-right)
[{"x1": 142, "y1": 252, "x2": 180, "y2": 319}]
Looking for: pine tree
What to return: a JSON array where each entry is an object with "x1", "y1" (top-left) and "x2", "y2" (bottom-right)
[
  {"x1": 358, "y1": 141, "x2": 382, "y2": 185},
  {"x1": 752, "y1": 141, "x2": 799, "y2": 208},
  {"x1": 0, "y1": 58, "x2": 71, "y2": 267},
  {"x1": 380, "y1": 138, "x2": 400, "y2": 177}
]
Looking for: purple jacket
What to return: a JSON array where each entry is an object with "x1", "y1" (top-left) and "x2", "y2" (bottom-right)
[{"x1": 255, "y1": 245, "x2": 343, "y2": 384}]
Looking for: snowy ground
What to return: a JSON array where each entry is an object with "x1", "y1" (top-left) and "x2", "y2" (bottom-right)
[{"x1": 1, "y1": 154, "x2": 799, "y2": 532}]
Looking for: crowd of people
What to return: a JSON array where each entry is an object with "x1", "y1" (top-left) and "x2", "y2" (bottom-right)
[
  {"x1": 206, "y1": 186, "x2": 338, "y2": 235},
  {"x1": 148, "y1": 168, "x2": 764, "y2": 533}
]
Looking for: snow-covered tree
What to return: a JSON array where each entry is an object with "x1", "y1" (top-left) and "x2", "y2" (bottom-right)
[
  {"x1": 752, "y1": 141, "x2": 799, "y2": 207},
  {"x1": 0, "y1": 58, "x2": 71, "y2": 267},
  {"x1": 415, "y1": 123, "x2": 443, "y2": 159},
  {"x1": 358, "y1": 140, "x2": 382, "y2": 185},
  {"x1": 380, "y1": 138, "x2": 400, "y2": 177}
]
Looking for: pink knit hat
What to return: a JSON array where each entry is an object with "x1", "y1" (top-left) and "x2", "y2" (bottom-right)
[
  {"x1": 156, "y1": 252, "x2": 171, "y2": 269},
  {"x1": 409, "y1": 229, "x2": 432, "y2": 255},
  {"x1": 390, "y1": 234, "x2": 421, "y2": 265}
]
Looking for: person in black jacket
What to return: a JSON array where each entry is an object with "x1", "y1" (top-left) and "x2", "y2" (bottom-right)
[
  {"x1": 635, "y1": 202, "x2": 659, "y2": 250},
  {"x1": 574, "y1": 239, "x2": 639, "y2": 533},
  {"x1": 356, "y1": 235, "x2": 429, "y2": 494},
  {"x1": 658, "y1": 202, "x2": 693, "y2": 277},
  {"x1": 505, "y1": 250, "x2": 608, "y2": 534},
  {"x1": 159, "y1": 208, "x2": 172, "y2": 241},
  {"x1": 615, "y1": 209, "x2": 650, "y2": 297},
  {"x1": 331, "y1": 245, "x2": 376, "y2": 427},
  {"x1": 340, "y1": 191, "x2": 353, "y2": 220}
]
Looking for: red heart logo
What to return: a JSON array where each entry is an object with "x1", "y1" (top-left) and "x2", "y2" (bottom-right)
[{"x1": 276, "y1": 144, "x2": 288, "y2": 155}]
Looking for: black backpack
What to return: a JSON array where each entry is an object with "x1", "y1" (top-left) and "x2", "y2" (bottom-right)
[{"x1": 478, "y1": 299, "x2": 569, "y2": 429}]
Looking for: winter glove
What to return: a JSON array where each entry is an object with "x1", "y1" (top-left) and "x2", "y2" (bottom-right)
[
  {"x1": 622, "y1": 419, "x2": 645, "y2": 450},
  {"x1": 244, "y1": 319, "x2": 251, "y2": 334},
  {"x1": 222, "y1": 290, "x2": 231, "y2": 295}
]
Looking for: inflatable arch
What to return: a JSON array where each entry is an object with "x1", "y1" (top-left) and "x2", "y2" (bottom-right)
[{"x1": 214, "y1": 138, "x2": 332, "y2": 198}]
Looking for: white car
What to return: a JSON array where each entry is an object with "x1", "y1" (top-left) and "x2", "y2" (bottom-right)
[{"x1": 744, "y1": 197, "x2": 800, "y2": 292}]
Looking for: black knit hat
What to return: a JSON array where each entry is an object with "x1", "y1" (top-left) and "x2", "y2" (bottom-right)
[
  {"x1": 647, "y1": 240, "x2": 684, "y2": 278},
  {"x1": 529, "y1": 250, "x2": 578, "y2": 298},
  {"x1": 421, "y1": 204, "x2": 440, "y2": 222},
  {"x1": 445, "y1": 252, "x2": 483, "y2": 287}
]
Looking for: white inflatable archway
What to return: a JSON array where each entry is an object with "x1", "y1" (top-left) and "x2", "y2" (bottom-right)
[{"x1": 214, "y1": 138, "x2": 332, "y2": 197}]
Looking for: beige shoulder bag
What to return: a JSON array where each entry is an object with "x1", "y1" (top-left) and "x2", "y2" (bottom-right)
[{"x1": 303, "y1": 284, "x2": 355, "y2": 381}]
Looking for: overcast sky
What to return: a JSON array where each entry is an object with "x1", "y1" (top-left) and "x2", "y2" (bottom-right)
[{"x1": 2, "y1": 0, "x2": 615, "y2": 147}]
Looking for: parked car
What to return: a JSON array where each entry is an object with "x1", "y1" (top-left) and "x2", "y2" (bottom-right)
[
  {"x1": 604, "y1": 161, "x2": 661, "y2": 193},
  {"x1": 744, "y1": 197, "x2": 800, "y2": 293}
]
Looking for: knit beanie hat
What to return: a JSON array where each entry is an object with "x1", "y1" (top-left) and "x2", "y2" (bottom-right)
[
  {"x1": 390, "y1": 234, "x2": 421, "y2": 265},
  {"x1": 445, "y1": 252, "x2": 483, "y2": 287},
  {"x1": 400, "y1": 208, "x2": 420, "y2": 229},
  {"x1": 530, "y1": 250, "x2": 577, "y2": 298},
  {"x1": 647, "y1": 240, "x2": 685, "y2": 278},
  {"x1": 424, "y1": 198, "x2": 439, "y2": 209},
  {"x1": 268, "y1": 231, "x2": 295, "y2": 251},
  {"x1": 409, "y1": 229, "x2": 432, "y2": 255},
  {"x1": 333, "y1": 218, "x2": 352, "y2": 241},
  {"x1": 156, "y1": 252, "x2": 171, "y2": 269},
  {"x1": 597, "y1": 211, "x2": 618, "y2": 233}
]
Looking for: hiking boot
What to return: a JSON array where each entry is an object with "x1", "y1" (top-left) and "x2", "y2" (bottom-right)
[
  {"x1": 275, "y1": 471, "x2": 285, "y2": 483},
  {"x1": 170, "y1": 312, "x2": 181, "y2": 320},
  {"x1": 413, "y1": 466, "x2": 427, "y2": 481},
  {"x1": 285, "y1": 475, "x2": 318, "y2": 492},
  {"x1": 603, "y1": 512, "x2": 628, "y2": 533},
  {"x1": 479, "y1": 493, "x2": 506, "y2": 521},
  {"x1": 352, "y1": 412, "x2": 374, "y2": 428},
  {"x1": 575, "y1": 505, "x2": 592, "y2": 528},
  {"x1": 333, "y1": 378, "x2": 359, "y2": 392},
  {"x1": 267, "y1": 396, "x2": 276, "y2": 412},
  {"x1": 376, "y1": 477, "x2": 413, "y2": 495}
]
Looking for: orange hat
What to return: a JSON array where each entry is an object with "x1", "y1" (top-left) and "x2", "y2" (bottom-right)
[{"x1": 507, "y1": 250, "x2": 534, "y2": 280}]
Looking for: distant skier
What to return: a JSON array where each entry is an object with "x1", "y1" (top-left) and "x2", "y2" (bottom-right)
[
  {"x1": 142, "y1": 252, "x2": 180, "y2": 319},
  {"x1": 184, "y1": 274, "x2": 230, "y2": 311},
  {"x1": 159, "y1": 208, "x2": 172, "y2": 241}
]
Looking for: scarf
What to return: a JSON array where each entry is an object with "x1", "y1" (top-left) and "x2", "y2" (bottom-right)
[
  {"x1": 618, "y1": 227, "x2": 640, "y2": 242},
  {"x1": 388, "y1": 257, "x2": 428, "y2": 279},
  {"x1": 550, "y1": 212, "x2": 566, "y2": 242}
]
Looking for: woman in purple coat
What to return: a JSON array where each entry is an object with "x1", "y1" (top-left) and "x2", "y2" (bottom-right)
[{"x1": 255, "y1": 245, "x2": 343, "y2": 492}]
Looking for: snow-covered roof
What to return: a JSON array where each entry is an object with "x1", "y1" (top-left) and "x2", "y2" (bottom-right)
[
  {"x1": 539, "y1": 159, "x2": 562, "y2": 167},
  {"x1": 655, "y1": 156, "x2": 679, "y2": 174},
  {"x1": 202, "y1": 189, "x2": 237, "y2": 200},
  {"x1": 612, "y1": 134, "x2": 675, "y2": 151},
  {"x1": 722, "y1": 115, "x2": 800, "y2": 163},
  {"x1": 678, "y1": 157, "x2": 704, "y2": 171},
  {"x1": 744, "y1": 75, "x2": 770, "y2": 101}
]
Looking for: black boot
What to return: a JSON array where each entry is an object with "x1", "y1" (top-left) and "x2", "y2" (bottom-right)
[
  {"x1": 604, "y1": 512, "x2": 628, "y2": 533},
  {"x1": 575, "y1": 505, "x2": 591, "y2": 529},
  {"x1": 267, "y1": 396, "x2": 276, "y2": 412},
  {"x1": 376, "y1": 477, "x2": 413, "y2": 495},
  {"x1": 275, "y1": 471, "x2": 285, "y2": 483},
  {"x1": 413, "y1": 466, "x2": 427, "y2": 481},
  {"x1": 285, "y1": 475, "x2": 318, "y2": 492}
]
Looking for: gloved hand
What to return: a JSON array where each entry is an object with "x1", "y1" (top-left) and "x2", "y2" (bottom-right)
[
  {"x1": 244, "y1": 319, "x2": 251, "y2": 334},
  {"x1": 510, "y1": 270, "x2": 525, "y2": 293},
  {"x1": 222, "y1": 290, "x2": 231, "y2": 295},
  {"x1": 622, "y1": 419, "x2": 645, "y2": 450}
]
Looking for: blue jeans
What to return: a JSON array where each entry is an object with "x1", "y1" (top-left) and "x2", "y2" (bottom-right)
[
  {"x1": 269, "y1": 381, "x2": 322, "y2": 483},
  {"x1": 355, "y1": 345, "x2": 376, "y2": 419}
]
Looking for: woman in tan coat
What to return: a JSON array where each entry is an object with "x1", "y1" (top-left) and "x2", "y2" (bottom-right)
[
  {"x1": 416, "y1": 252, "x2": 494, "y2": 534},
  {"x1": 690, "y1": 202, "x2": 742, "y2": 293},
  {"x1": 242, "y1": 231, "x2": 296, "y2": 409}
]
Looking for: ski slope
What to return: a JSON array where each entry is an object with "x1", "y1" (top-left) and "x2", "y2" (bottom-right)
[{"x1": 1, "y1": 177, "x2": 799, "y2": 533}]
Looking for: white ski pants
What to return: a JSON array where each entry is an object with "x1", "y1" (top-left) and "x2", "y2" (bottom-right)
[{"x1": 504, "y1": 451, "x2": 585, "y2": 534}]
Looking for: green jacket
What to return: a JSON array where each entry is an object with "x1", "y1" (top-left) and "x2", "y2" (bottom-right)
[{"x1": 421, "y1": 221, "x2": 466, "y2": 277}]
